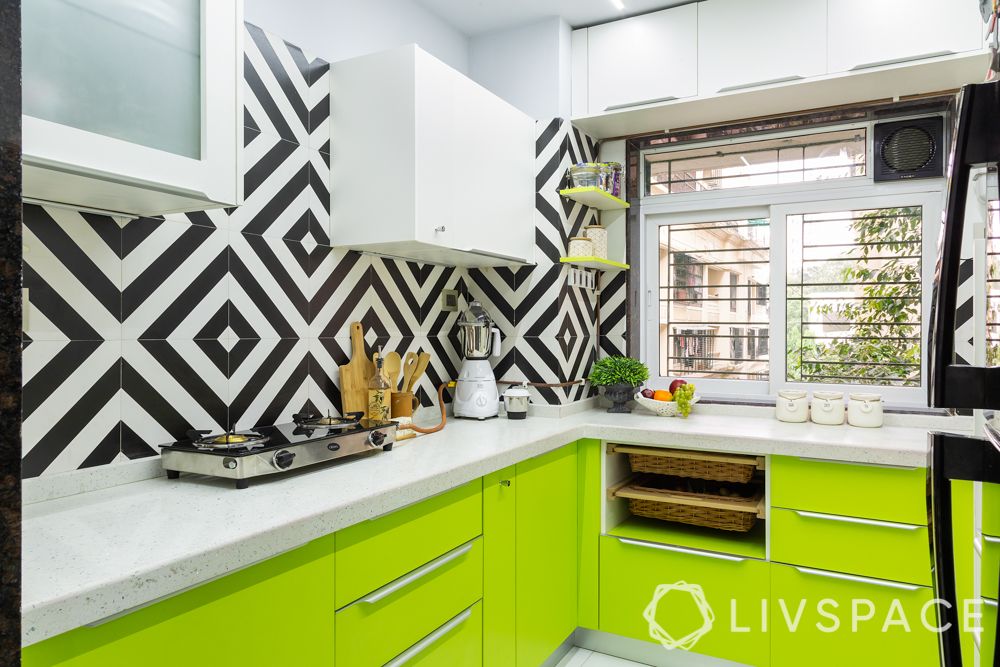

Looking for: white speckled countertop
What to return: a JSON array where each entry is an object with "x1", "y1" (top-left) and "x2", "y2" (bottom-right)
[{"x1": 21, "y1": 406, "x2": 964, "y2": 646}]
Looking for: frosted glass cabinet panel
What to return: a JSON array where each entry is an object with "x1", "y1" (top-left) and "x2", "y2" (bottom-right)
[
  {"x1": 22, "y1": 0, "x2": 241, "y2": 215},
  {"x1": 24, "y1": 0, "x2": 202, "y2": 159}
]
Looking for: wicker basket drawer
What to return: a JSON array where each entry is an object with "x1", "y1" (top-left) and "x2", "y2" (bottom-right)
[
  {"x1": 610, "y1": 444, "x2": 764, "y2": 484},
  {"x1": 610, "y1": 473, "x2": 765, "y2": 533}
]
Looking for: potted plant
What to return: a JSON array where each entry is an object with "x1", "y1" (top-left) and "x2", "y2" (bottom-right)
[{"x1": 588, "y1": 356, "x2": 649, "y2": 413}]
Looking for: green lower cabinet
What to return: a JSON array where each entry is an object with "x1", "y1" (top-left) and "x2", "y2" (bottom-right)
[
  {"x1": 770, "y1": 563, "x2": 939, "y2": 667},
  {"x1": 335, "y1": 537, "x2": 483, "y2": 667},
  {"x1": 984, "y1": 482, "x2": 1000, "y2": 538},
  {"x1": 980, "y1": 598, "x2": 997, "y2": 666},
  {"x1": 982, "y1": 533, "x2": 1000, "y2": 601},
  {"x1": 23, "y1": 535, "x2": 336, "y2": 667},
  {"x1": 483, "y1": 466, "x2": 517, "y2": 667},
  {"x1": 599, "y1": 535, "x2": 770, "y2": 667},
  {"x1": 405, "y1": 602, "x2": 483, "y2": 667},
  {"x1": 770, "y1": 507, "x2": 931, "y2": 586},
  {"x1": 577, "y1": 438, "x2": 602, "y2": 631},
  {"x1": 515, "y1": 443, "x2": 578, "y2": 666}
]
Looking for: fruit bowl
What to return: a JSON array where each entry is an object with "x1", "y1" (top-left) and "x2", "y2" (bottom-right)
[{"x1": 633, "y1": 392, "x2": 700, "y2": 417}]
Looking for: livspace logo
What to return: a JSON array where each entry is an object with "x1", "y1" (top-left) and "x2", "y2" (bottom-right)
[{"x1": 645, "y1": 582, "x2": 995, "y2": 652}]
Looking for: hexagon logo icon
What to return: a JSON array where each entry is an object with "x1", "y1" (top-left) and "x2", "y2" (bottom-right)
[{"x1": 643, "y1": 581, "x2": 715, "y2": 651}]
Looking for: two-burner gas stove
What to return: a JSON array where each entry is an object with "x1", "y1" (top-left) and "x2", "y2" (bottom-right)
[{"x1": 159, "y1": 412, "x2": 397, "y2": 489}]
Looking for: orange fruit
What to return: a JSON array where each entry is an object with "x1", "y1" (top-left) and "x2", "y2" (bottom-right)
[{"x1": 653, "y1": 390, "x2": 673, "y2": 402}]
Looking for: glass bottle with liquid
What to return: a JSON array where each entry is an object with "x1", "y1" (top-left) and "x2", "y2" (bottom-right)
[{"x1": 367, "y1": 355, "x2": 391, "y2": 421}]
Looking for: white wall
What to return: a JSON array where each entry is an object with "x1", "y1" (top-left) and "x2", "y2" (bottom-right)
[
  {"x1": 469, "y1": 17, "x2": 572, "y2": 121},
  {"x1": 244, "y1": 0, "x2": 470, "y2": 72}
]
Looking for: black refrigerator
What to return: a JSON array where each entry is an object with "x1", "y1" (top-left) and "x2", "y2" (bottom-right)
[{"x1": 928, "y1": 78, "x2": 1000, "y2": 667}]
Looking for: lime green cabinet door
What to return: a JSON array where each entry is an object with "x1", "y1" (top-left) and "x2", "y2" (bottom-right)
[
  {"x1": 983, "y1": 482, "x2": 1000, "y2": 537},
  {"x1": 335, "y1": 478, "x2": 482, "y2": 608},
  {"x1": 770, "y1": 563, "x2": 939, "y2": 667},
  {"x1": 577, "y1": 438, "x2": 602, "y2": 630},
  {"x1": 23, "y1": 535, "x2": 336, "y2": 667},
  {"x1": 483, "y1": 467, "x2": 516, "y2": 667},
  {"x1": 515, "y1": 443, "x2": 578, "y2": 666},
  {"x1": 599, "y1": 535, "x2": 770, "y2": 667},
  {"x1": 981, "y1": 598, "x2": 997, "y2": 666},
  {"x1": 406, "y1": 602, "x2": 483, "y2": 667}
]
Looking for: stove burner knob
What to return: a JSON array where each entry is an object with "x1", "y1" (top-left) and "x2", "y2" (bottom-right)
[
  {"x1": 367, "y1": 430, "x2": 386, "y2": 447},
  {"x1": 272, "y1": 450, "x2": 296, "y2": 470},
  {"x1": 222, "y1": 457, "x2": 238, "y2": 470},
  {"x1": 327, "y1": 443, "x2": 341, "y2": 452}
]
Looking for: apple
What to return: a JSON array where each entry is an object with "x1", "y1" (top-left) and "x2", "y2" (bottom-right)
[
  {"x1": 669, "y1": 379, "x2": 687, "y2": 394},
  {"x1": 641, "y1": 388, "x2": 655, "y2": 399}
]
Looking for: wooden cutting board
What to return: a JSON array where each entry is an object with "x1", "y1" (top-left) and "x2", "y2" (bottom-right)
[{"x1": 339, "y1": 322, "x2": 374, "y2": 416}]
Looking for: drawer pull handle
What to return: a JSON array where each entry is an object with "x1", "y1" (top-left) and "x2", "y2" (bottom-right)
[
  {"x1": 360, "y1": 540, "x2": 475, "y2": 605},
  {"x1": 793, "y1": 510, "x2": 922, "y2": 531},
  {"x1": 795, "y1": 457, "x2": 919, "y2": 471},
  {"x1": 616, "y1": 537, "x2": 746, "y2": 562},
  {"x1": 384, "y1": 606, "x2": 474, "y2": 667},
  {"x1": 984, "y1": 598, "x2": 998, "y2": 608},
  {"x1": 983, "y1": 535, "x2": 1000, "y2": 544},
  {"x1": 717, "y1": 75, "x2": 804, "y2": 93},
  {"x1": 793, "y1": 566, "x2": 921, "y2": 591}
]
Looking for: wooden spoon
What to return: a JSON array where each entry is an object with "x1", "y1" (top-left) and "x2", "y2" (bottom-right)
[{"x1": 384, "y1": 351, "x2": 402, "y2": 390}]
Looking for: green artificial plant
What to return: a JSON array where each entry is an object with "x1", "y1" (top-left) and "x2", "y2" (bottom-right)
[{"x1": 588, "y1": 356, "x2": 650, "y2": 387}]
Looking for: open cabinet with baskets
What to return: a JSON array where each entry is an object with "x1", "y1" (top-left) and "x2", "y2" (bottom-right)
[{"x1": 604, "y1": 444, "x2": 767, "y2": 558}]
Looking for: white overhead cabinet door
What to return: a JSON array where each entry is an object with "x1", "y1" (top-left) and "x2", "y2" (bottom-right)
[
  {"x1": 587, "y1": 3, "x2": 698, "y2": 113},
  {"x1": 698, "y1": 0, "x2": 828, "y2": 95},
  {"x1": 828, "y1": 0, "x2": 983, "y2": 72},
  {"x1": 22, "y1": 0, "x2": 242, "y2": 215}
]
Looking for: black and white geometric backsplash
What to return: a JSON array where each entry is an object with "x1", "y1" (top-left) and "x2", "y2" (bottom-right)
[{"x1": 21, "y1": 23, "x2": 620, "y2": 477}]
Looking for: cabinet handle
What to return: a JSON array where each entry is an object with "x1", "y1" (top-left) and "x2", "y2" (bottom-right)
[
  {"x1": 717, "y1": 75, "x2": 804, "y2": 93},
  {"x1": 795, "y1": 457, "x2": 919, "y2": 471},
  {"x1": 985, "y1": 598, "x2": 998, "y2": 608},
  {"x1": 500, "y1": 479, "x2": 511, "y2": 487},
  {"x1": 792, "y1": 510, "x2": 922, "y2": 531},
  {"x1": 849, "y1": 50, "x2": 955, "y2": 71},
  {"x1": 793, "y1": 566, "x2": 921, "y2": 591},
  {"x1": 604, "y1": 96, "x2": 678, "y2": 112},
  {"x1": 983, "y1": 535, "x2": 1000, "y2": 544},
  {"x1": 616, "y1": 537, "x2": 746, "y2": 562},
  {"x1": 359, "y1": 540, "x2": 475, "y2": 605},
  {"x1": 464, "y1": 248, "x2": 531, "y2": 265},
  {"x1": 384, "y1": 606, "x2": 474, "y2": 667}
]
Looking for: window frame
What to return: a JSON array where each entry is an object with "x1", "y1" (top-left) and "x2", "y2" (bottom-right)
[{"x1": 641, "y1": 179, "x2": 944, "y2": 406}]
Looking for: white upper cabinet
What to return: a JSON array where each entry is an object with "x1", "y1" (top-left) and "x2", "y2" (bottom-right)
[
  {"x1": 827, "y1": 0, "x2": 982, "y2": 72},
  {"x1": 330, "y1": 45, "x2": 535, "y2": 267},
  {"x1": 22, "y1": 0, "x2": 242, "y2": 215},
  {"x1": 586, "y1": 3, "x2": 698, "y2": 114},
  {"x1": 698, "y1": 0, "x2": 828, "y2": 94}
]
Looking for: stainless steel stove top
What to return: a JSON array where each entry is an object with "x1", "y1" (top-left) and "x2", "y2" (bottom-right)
[{"x1": 160, "y1": 413, "x2": 397, "y2": 489}]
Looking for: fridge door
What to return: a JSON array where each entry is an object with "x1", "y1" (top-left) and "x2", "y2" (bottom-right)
[{"x1": 929, "y1": 80, "x2": 1000, "y2": 410}]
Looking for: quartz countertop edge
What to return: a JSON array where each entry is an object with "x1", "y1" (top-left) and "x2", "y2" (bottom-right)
[{"x1": 21, "y1": 409, "x2": 942, "y2": 646}]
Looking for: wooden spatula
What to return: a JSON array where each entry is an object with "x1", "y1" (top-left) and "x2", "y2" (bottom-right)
[
  {"x1": 384, "y1": 351, "x2": 402, "y2": 390},
  {"x1": 407, "y1": 352, "x2": 431, "y2": 392},
  {"x1": 401, "y1": 352, "x2": 418, "y2": 393}
]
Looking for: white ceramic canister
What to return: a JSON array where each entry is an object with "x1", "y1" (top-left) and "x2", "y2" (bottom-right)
[
  {"x1": 775, "y1": 390, "x2": 809, "y2": 423},
  {"x1": 568, "y1": 236, "x2": 594, "y2": 257},
  {"x1": 584, "y1": 225, "x2": 608, "y2": 259},
  {"x1": 847, "y1": 392, "x2": 884, "y2": 428},
  {"x1": 810, "y1": 391, "x2": 846, "y2": 425}
]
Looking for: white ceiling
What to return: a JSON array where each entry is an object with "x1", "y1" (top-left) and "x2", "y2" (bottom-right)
[{"x1": 414, "y1": 0, "x2": 690, "y2": 36}]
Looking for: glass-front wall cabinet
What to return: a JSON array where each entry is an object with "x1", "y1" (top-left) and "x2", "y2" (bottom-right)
[{"x1": 22, "y1": 0, "x2": 241, "y2": 215}]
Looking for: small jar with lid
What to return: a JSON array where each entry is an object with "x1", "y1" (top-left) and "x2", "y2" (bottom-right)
[
  {"x1": 775, "y1": 390, "x2": 808, "y2": 423},
  {"x1": 810, "y1": 391, "x2": 846, "y2": 425},
  {"x1": 584, "y1": 225, "x2": 608, "y2": 259},
  {"x1": 568, "y1": 236, "x2": 594, "y2": 257},
  {"x1": 847, "y1": 393, "x2": 883, "y2": 428}
]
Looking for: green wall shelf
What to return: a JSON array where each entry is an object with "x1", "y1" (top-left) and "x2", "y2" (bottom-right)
[{"x1": 558, "y1": 186, "x2": 630, "y2": 210}]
